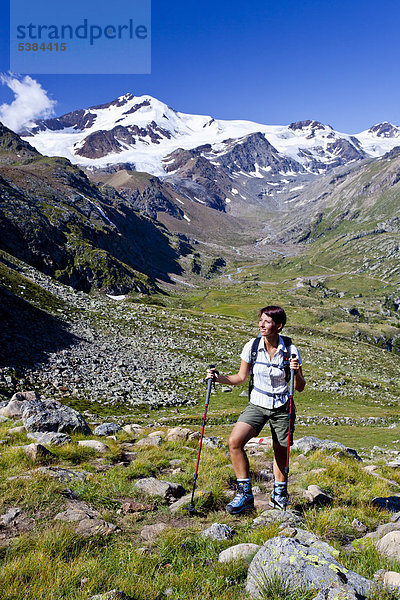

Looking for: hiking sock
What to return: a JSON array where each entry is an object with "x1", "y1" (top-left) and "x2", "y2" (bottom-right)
[
  {"x1": 273, "y1": 481, "x2": 287, "y2": 497},
  {"x1": 237, "y1": 478, "x2": 252, "y2": 493}
]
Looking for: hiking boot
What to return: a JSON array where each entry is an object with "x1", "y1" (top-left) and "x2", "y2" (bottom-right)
[
  {"x1": 226, "y1": 481, "x2": 254, "y2": 515},
  {"x1": 269, "y1": 489, "x2": 290, "y2": 511}
]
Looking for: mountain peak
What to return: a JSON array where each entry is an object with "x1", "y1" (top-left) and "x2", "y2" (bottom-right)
[{"x1": 367, "y1": 122, "x2": 400, "y2": 138}]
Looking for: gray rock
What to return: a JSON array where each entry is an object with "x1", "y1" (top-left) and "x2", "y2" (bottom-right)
[
  {"x1": 0, "y1": 507, "x2": 22, "y2": 526},
  {"x1": 0, "y1": 391, "x2": 39, "y2": 418},
  {"x1": 219, "y1": 543, "x2": 261, "y2": 563},
  {"x1": 376, "y1": 531, "x2": 400, "y2": 561},
  {"x1": 0, "y1": 415, "x2": 8, "y2": 423},
  {"x1": 35, "y1": 466, "x2": 88, "y2": 482},
  {"x1": 135, "y1": 477, "x2": 185, "y2": 503},
  {"x1": 383, "y1": 571, "x2": 400, "y2": 588},
  {"x1": 27, "y1": 431, "x2": 72, "y2": 446},
  {"x1": 202, "y1": 523, "x2": 234, "y2": 541},
  {"x1": 122, "y1": 424, "x2": 143, "y2": 435},
  {"x1": 293, "y1": 436, "x2": 360, "y2": 460},
  {"x1": 351, "y1": 519, "x2": 367, "y2": 533},
  {"x1": 93, "y1": 423, "x2": 122, "y2": 436},
  {"x1": 77, "y1": 440, "x2": 110, "y2": 453},
  {"x1": 166, "y1": 427, "x2": 193, "y2": 441},
  {"x1": 252, "y1": 509, "x2": 303, "y2": 529},
  {"x1": 169, "y1": 490, "x2": 212, "y2": 514},
  {"x1": 140, "y1": 523, "x2": 168, "y2": 541},
  {"x1": 363, "y1": 521, "x2": 400, "y2": 541},
  {"x1": 246, "y1": 537, "x2": 371, "y2": 598},
  {"x1": 54, "y1": 500, "x2": 119, "y2": 537},
  {"x1": 280, "y1": 527, "x2": 339, "y2": 557},
  {"x1": 303, "y1": 485, "x2": 333, "y2": 506},
  {"x1": 21, "y1": 443, "x2": 55, "y2": 461},
  {"x1": 136, "y1": 435, "x2": 163, "y2": 447},
  {"x1": 203, "y1": 436, "x2": 223, "y2": 449},
  {"x1": 22, "y1": 399, "x2": 91, "y2": 434}
]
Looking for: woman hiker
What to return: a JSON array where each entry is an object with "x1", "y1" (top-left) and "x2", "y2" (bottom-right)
[{"x1": 207, "y1": 305, "x2": 305, "y2": 514}]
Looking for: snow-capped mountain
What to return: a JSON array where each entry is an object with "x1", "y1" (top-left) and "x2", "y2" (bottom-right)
[{"x1": 20, "y1": 93, "x2": 400, "y2": 177}]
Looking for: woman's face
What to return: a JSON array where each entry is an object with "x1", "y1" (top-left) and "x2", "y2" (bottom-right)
[{"x1": 258, "y1": 313, "x2": 281, "y2": 337}]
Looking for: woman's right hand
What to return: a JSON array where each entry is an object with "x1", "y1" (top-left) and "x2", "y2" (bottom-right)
[{"x1": 206, "y1": 367, "x2": 219, "y2": 381}]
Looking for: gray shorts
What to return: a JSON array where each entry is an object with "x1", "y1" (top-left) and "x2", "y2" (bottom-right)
[{"x1": 237, "y1": 401, "x2": 295, "y2": 447}]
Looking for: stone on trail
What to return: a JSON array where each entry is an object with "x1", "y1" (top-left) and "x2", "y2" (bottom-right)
[
  {"x1": 203, "y1": 436, "x2": 223, "y2": 449},
  {"x1": 22, "y1": 398, "x2": 91, "y2": 434},
  {"x1": 169, "y1": 490, "x2": 212, "y2": 514},
  {"x1": 246, "y1": 537, "x2": 371, "y2": 599},
  {"x1": 219, "y1": 543, "x2": 261, "y2": 564},
  {"x1": 376, "y1": 531, "x2": 400, "y2": 562},
  {"x1": 27, "y1": 431, "x2": 72, "y2": 446},
  {"x1": 135, "y1": 477, "x2": 185, "y2": 503},
  {"x1": 77, "y1": 440, "x2": 110, "y2": 453},
  {"x1": 303, "y1": 485, "x2": 333, "y2": 506},
  {"x1": 93, "y1": 423, "x2": 122, "y2": 436},
  {"x1": 252, "y1": 508, "x2": 303, "y2": 529},
  {"x1": 201, "y1": 522, "x2": 234, "y2": 541}
]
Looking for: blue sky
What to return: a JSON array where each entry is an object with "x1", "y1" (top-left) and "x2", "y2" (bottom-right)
[{"x1": 1, "y1": 0, "x2": 400, "y2": 133}]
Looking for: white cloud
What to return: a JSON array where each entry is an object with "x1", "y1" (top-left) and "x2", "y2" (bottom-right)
[{"x1": 0, "y1": 74, "x2": 56, "y2": 133}]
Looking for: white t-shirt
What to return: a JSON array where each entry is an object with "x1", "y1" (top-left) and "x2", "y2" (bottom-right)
[{"x1": 240, "y1": 335, "x2": 302, "y2": 409}]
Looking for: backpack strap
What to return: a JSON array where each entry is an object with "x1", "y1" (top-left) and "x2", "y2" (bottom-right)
[
  {"x1": 248, "y1": 334, "x2": 294, "y2": 396},
  {"x1": 281, "y1": 335, "x2": 292, "y2": 382},
  {"x1": 248, "y1": 335, "x2": 261, "y2": 397}
]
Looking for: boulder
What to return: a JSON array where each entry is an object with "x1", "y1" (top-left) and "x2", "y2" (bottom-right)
[
  {"x1": 27, "y1": 431, "x2": 72, "y2": 446},
  {"x1": 21, "y1": 443, "x2": 55, "y2": 461},
  {"x1": 166, "y1": 427, "x2": 192, "y2": 441},
  {"x1": 219, "y1": 543, "x2": 261, "y2": 563},
  {"x1": 293, "y1": 436, "x2": 360, "y2": 460},
  {"x1": 93, "y1": 423, "x2": 122, "y2": 437},
  {"x1": 201, "y1": 523, "x2": 234, "y2": 541},
  {"x1": 136, "y1": 436, "x2": 163, "y2": 447},
  {"x1": 252, "y1": 509, "x2": 303, "y2": 529},
  {"x1": 376, "y1": 531, "x2": 400, "y2": 561},
  {"x1": 122, "y1": 424, "x2": 143, "y2": 435},
  {"x1": 77, "y1": 440, "x2": 109, "y2": 453},
  {"x1": 303, "y1": 485, "x2": 333, "y2": 506},
  {"x1": 135, "y1": 477, "x2": 185, "y2": 503},
  {"x1": 22, "y1": 399, "x2": 91, "y2": 434},
  {"x1": 0, "y1": 391, "x2": 39, "y2": 418},
  {"x1": 384, "y1": 571, "x2": 400, "y2": 588},
  {"x1": 140, "y1": 523, "x2": 168, "y2": 541},
  {"x1": 246, "y1": 537, "x2": 371, "y2": 599}
]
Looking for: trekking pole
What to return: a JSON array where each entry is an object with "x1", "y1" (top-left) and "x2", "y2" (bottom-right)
[
  {"x1": 284, "y1": 354, "x2": 296, "y2": 512},
  {"x1": 188, "y1": 364, "x2": 215, "y2": 517}
]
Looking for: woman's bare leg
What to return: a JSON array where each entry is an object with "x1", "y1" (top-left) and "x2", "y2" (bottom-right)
[{"x1": 228, "y1": 422, "x2": 258, "y2": 479}]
